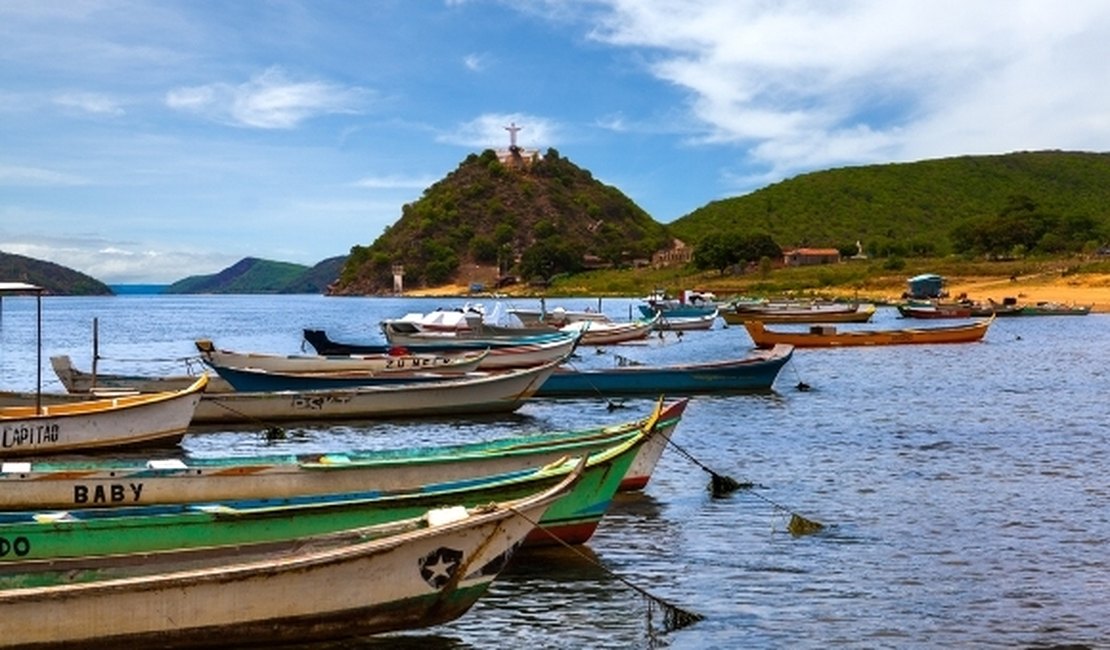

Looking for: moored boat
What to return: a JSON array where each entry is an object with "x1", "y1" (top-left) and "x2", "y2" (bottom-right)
[
  {"x1": 310, "y1": 328, "x2": 580, "y2": 369},
  {"x1": 47, "y1": 357, "x2": 562, "y2": 423},
  {"x1": 720, "y1": 301, "x2": 876, "y2": 324},
  {"x1": 535, "y1": 345, "x2": 792, "y2": 397},
  {"x1": 561, "y1": 312, "x2": 660, "y2": 345},
  {"x1": 0, "y1": 421, "x2": 654, "y2": 563},
  {"x1": 743, "y1": 316, "x2": 994, "y2": 348},
  {"x1": 0, "y1": 468, "x2": 575, "y2": 649},
  {"x1": 0, "y1": 399, "x2": 687, "y2": 509},
  {"x1": 194, "y1": 339, "x2": 489, "y2": 374}
]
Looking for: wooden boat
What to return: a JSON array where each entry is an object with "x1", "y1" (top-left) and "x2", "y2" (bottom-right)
[
  {"x1": 721, "y1": 301, "x2": 876, "y2": 324},
  {"x1": 48, "y1": 357, "x2": 561, "y2": 423},
  {"x1": 194, "y1": 339, "x2": 489, "y2": 374},
  {"x1": 654, "y1": 308, "x2": 719, "y2": 331},
  {"x1": 535, "y1": 345, "x2": 792, "y2": 397},
  {"x1": 0, "y1": 468, "x2": 575, "y2": 649},
  {"x1": 309, "y1": 328, "x2": 580, "y2": 369},
  {"x1": 1, "y1": 282, "x2": 207, "y2": 455},
  {"x1": 0, "y1": 399, "x2": 687, "y2": 509},
  {"x1": 51, "y1": 354, "x2": 234, "y2": 393},
  {"x1": 203, "y1": 361, "x2": 492, "y2": 392},
  {"x1": 0, "y1": 375, "x2": 207, "y2": 456},
  {"x1": 0, "y1": 422, "x2": 653, "y2": 563},
  {"x1": 561, "y1": 312, "x2": 660, "y2": 345},
  {"x1": 743, "y1": 316, "x2": 994, "y2": 348},
  {"x1": 1016, "y1": 301, "x2": 1092, "y2": 316}
]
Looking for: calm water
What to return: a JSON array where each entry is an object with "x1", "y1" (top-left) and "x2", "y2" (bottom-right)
[{"x1": 0, "y1": 294, "x2": 1107, "y2": 649}]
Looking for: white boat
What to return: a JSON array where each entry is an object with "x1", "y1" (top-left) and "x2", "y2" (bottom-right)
[
  {"x1": 194, "y1": 339, "x2": 488, "y2": 374},
  {"x1": 1, "y1": 282, "x2": 207, "y2": 454},
  {"x1": 560, "y1": 312, "x2": 660, "y2": 345},
  {"x1": 654, "y1": 308, "x2": 719, "y2": 331},
  {"x1": 0, "y1": 468, "x2": 575, "y2": 648}
]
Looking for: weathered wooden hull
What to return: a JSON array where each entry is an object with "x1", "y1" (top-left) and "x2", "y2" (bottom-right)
[
  {"x1": 0, "y1": 422, "x2": 650, "y2": 563},
  {"x1": 50, "y1": 355, "x2": 234, "y2": 393},
  {"x1": 743, "y1": 317, "x2": 994, "y2": 348},
  {"x1": 0, "y1": 470, "x2": 572, "y2": 649},
  {"x1": 196, "y1": 339, "x2": 488, "y2": 374},
  {"x1": 193, "y1": 360, "x2": 559, "y2": 422},
  {"x1": 721, "y1": 303, "x2": 876, "y2": 324},
  {"x1": 0, "y1": 400, "x2": 686, "y2": 510},
  {"x1": 563, "y1": 314, "x2": 660, "y2": 345},
  {"x1": 306, "y1": 329, "x2": 581, "y2": 369},
  {"x1": 205, "y1": 362, "x2": 484, "y2": 392},
  {"x1": 0, "y1": 376, "x2": 207, "y2": 456},
  {"x1": 535, "y1": 345, "x2": 792, "y2": 397},
  {"x1": 653, "y1": 309, "x2": 719, "y2": 331}
]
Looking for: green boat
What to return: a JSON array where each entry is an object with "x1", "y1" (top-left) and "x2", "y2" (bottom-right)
[{"x1": 0, "y1": 406, "x2": 667, "y2": 564}]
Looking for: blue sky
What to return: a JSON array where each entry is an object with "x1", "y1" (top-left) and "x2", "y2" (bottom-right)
[{"x1": 3, "y1": 1, "x2": 1110, "y2": 283}]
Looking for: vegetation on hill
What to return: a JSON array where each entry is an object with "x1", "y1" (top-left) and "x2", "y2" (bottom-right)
[
  {"x1": 0, "y1": 251, "x2": 113, "y2": 295},
  {"x1": 333, "y1": 149, "x2": 673, "y2": 294},
  {"x1": 671, "y1": 151, "x2": 1110, "y2": 261},
  {"x1": 165, "y1": 257, "x2": 329, "y2": 294}
]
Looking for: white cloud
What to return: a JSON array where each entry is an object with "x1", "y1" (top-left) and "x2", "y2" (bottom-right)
[
  {"x1": 166, "y1": 67, "x2": 369, "y2": 129},
  {"x1": 438, "y1": 113, "x2": 558, "y2": 149},
  {"x1": 350, "y1": 175, "x2": 438, "y2": 190},
  {"x1": 585, "y1": 0, "x2": 1110, "y2": 189},
  {"x1": 53, "y1": 92, "x2": 126, "y2": 117},
  {"x1": 0, "y1": 165, "x2": 89, "y2": 187},
  {"x1": 463, "y1": 53, "x2": 490, "y2": 72}
]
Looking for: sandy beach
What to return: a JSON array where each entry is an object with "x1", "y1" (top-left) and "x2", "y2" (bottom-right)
[{"x1": 940, "y1": 273, "x2": 1110, "y2": 313}]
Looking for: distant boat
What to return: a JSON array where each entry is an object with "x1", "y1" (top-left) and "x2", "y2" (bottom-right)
[
  {"x1": 535, "y1": 345, "x2": 793, "y2": 397},
  {"x1": 560, "y1": 313, "x2": 660, "y2": 345},
  {"x1": 0, "y1": 468, "x2": 576, "y2": 648},
  {"x1": 743, "y1": 316, "x2": 994, "y2": 348},
  {"x1": 721, "y1": 301, "x2": 876, "y2": 324},
  {"x1": 653, "y1": 308, "x2": 719, "y2": 331}
]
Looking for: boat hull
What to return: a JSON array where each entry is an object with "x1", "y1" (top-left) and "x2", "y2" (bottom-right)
[
  {"x1": 535, "y1": 345, "x2": 792, "y2": 396},
  {"x1": 743, "y1": 317, "x2": 994, "y2": 348},
  {"x1": 0, "y1": 377, "x2": 206, "y2": 456}
]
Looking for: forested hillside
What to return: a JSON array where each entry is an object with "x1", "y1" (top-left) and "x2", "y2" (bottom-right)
[
  {"x1": 671, "y1": 151, "x2": 1110, "y2": 260},
  {"x1": 332, "y1": 149, "x2": 673, "y2": 294}
]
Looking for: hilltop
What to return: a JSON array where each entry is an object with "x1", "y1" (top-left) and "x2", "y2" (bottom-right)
[
  {"x1": 331, "y1": 148, "x2": 673, "y2": 295},
  {"x1": 0, "y1": 251, "x2": 113, "y2": 295}
]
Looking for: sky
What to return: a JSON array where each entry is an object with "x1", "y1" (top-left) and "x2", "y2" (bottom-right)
[{"x1": 3, "y1": 1, "x2": 1110, "y2": 284}]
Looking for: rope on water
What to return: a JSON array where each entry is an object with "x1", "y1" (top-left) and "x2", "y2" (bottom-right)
[
  {"x1": 203, "y1": 399, "x2": 286, "y2": 439},
  {"x1": 664, "y1": 437, "x2": 825, "y2": 536},
  {"x1": 509, "y1": 506, "x2": 704, "y2": 638}
]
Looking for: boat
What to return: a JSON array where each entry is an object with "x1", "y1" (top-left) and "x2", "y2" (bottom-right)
[
  {"x1": 48, "y1": 357, "x2": 562, "y2": 423},
  {"x1": 50, "y1": 354, "x2": 234, "y2": 393},
  {"x1": 1, "y1": 282, "x2": 208, "y2": 455},
  {"x1": 194, "y1": 339, "x2": 489, "y2": 374},
  {"x1": 0, "y1": 422, "x2": 653, "y2": 563},
  {"x1": 639, "y1": 288, "x2": 720, "y2": 314},
  {"x1": 1015, "y1": 301, "x2": 1092, "y2": 316},
  {"x1": 561, "y1": 312, "x2": 661, "y2": 345},
  {"x1": 0, "y1": 399, "x2": 687, "y2": 510},
  {"x1": 202, "y1": 360, "x2": 494, "y2": 392},
  {"x1": 507, "y1": 298, "x2": 614, "y2": 328},
  {"x1": 535, "y1": 345, "x2": 793, "y2": 397},
  {"x1": 653, "y1": 308, "x2": 719, "y2": 331},
  {"x1": 313, "y1": 328, "x2": 581, "y2": 369},
  {"x1": 897, "y1": 302, "x2": 992, "y2": 319},
  {"x1": 720, "y1": 301, "x2": 877, "y2": 324},
  {"x1": 0, "y1": 468, "x2": 575, "y2": 649},
  {"x1": 743, "y1": 316, "x2": 995, "y2": 348}
]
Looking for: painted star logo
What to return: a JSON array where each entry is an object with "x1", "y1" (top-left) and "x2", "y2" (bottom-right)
[{"x1": 419, "y1": 547, "x2": 464, "y2": 589}]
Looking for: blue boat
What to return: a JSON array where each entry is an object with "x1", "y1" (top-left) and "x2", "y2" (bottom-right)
[{"x1": 535, "y1": 344, "x2": 793, "y2": 397}]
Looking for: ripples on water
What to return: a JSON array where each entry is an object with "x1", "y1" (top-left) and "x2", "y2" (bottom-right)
[{"x1": 0, "y1": 295, "x2": 1107, "y2": 649}]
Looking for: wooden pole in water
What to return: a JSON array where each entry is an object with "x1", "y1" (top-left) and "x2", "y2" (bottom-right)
[{"x1": 92, "y1": 317, "x2": 99, "y2": 388}]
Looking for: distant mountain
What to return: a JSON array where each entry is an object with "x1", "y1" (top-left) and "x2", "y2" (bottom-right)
[
  {"x1": 0, "y1": 251, "x2": 113, "y2": 295},
  {"x1": 164, "y1": 256, "x2": 345, "y2": 294}
]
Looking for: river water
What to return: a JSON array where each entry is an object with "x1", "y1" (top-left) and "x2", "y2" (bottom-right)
[{"x1": 0, "y1": 294, "x2": 1106, "y2": 649}]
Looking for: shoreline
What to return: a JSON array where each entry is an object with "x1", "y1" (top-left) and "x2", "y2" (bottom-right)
[{"x1": 400, "y1": 273, "x2": 1110, "y2": 313}]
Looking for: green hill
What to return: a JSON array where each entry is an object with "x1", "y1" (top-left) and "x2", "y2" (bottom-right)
[
  {"x1": 332, "y1": 148, "x2": 673, "y2": 294},
  {"x1": 166, "y1": 257, "x2": 314, "y2": 294},
  {"x1": 670, "y1": 150, "x2": 1110, "y2": 258},
  {"x1": 0, "y1": 251, "x2": 113, "y2": 295}
]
